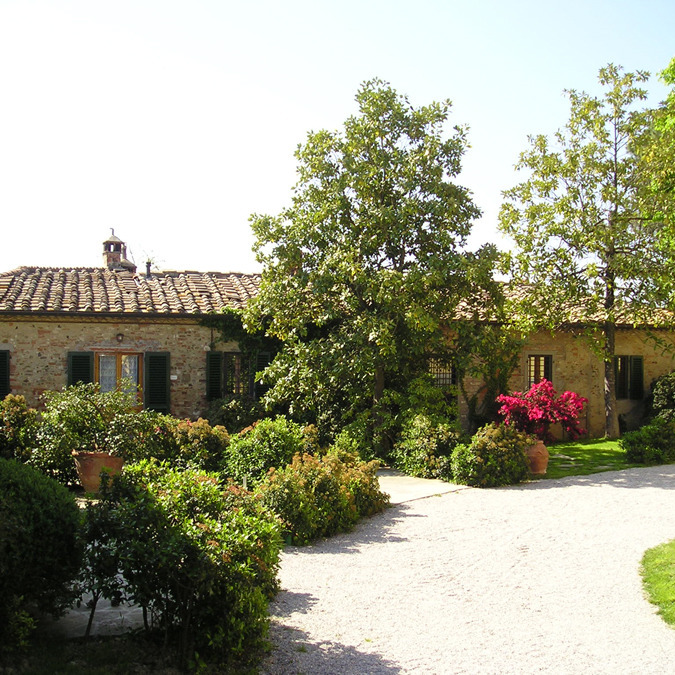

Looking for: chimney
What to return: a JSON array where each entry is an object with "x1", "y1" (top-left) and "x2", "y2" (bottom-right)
[{"x1": 102, "y1": 230, "x2": 137, "y2": 273}]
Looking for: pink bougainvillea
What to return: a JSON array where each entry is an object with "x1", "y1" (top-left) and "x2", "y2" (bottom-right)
[{"x1": 496, "y1": 379, "x2": 588, "y2": 443}]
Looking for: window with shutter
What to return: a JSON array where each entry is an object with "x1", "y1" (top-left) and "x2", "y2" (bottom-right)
[
  {"x1": 0, "y1": 350, "x2": 9, "y2": 398},
  {"x1": 67, "y1": 352, "x2": 94, "y2": 386},
  {"x1": 615, "y1": 355, "x2": 644, "y2": 400},
  {"x1": 144, "y1": 352, "x2": 170, "y2": 413},
  {"x1": 528, "y1": 355, "x2": 552, "y2": 387},
  {"x1": 206, "y1": 351, "x2": 224, "y2": 401}
]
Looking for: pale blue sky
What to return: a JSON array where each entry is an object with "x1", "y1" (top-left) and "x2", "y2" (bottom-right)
[{"x1": 0, "y1": 0, "x2": 673, "y2": 273}]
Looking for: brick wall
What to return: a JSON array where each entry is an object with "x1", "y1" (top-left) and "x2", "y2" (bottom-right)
[
  {"x1": 458, "y1": 328, "x2": 675, "y2": 438},
  {"x1": 0, "y1": 316, "x2": 238, "y2": 419}
]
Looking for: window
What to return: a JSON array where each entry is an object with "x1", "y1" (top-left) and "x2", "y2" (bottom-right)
[
  {"x1": 429, "y1": 358, "x2": 456, "y2": 389},
  {"x1": 97, "y1": 353, "x2": 141, "y2": 395},
  {"x1": 206, "y1": 351, "x2": 270, "y2": 400},
  {"x1": 614, "y1": 355, "x2": 644, "y2": 400},
  {"x1": 67, "y1": 351, "x2": 170, "y2": 412},
  {"x1": 0, "y1": 350, "x2": 9, "y2": 398},
  {"x1": 528, "y1": 355, "x2": 552, "y2": 388}
]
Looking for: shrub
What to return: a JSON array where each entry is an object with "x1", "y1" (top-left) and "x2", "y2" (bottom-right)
[
  {"x1": 390, "y1": 413, "x2": 460, "y2": 480},
  {"x1": 225, "y1": 416, "x2": 308, "y2": 485},
  {"x1": 171, "y1": 417, "x2": 230, "y2": 472},
  {"x1": 620, "y1": 417, "x2": 675, "y2": 464},
  {"x1": 651, "y1": 371, "x2": 675, "y2": 422},
  {"x1": 497, "y1": 379, "x2": 587, "y2": 443},
  {"x1": 0, "y1": 459, "x2": 82, "y2": 652},
  {"x1": 205, "y1": 394, "x2": 268, "y2": 434},
  {"x1": 0, "y1": 394, "x2": 39, "y2": 462},
  {"x1": 256, "y1": 451, "x2": 389, "y2": 544},
  {"x1": 451, "y1": 423, "x2": 534, "y2": 488},
  {"x1": 84, "y1": 460, "x2": 282, "y2": 670},
  {"x1": 30, "y1": 383, "x2": 144, "y2": 485}
]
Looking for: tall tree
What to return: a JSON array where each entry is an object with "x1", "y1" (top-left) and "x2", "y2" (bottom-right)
[
  {"x1": 246, "y1": 79, "x2": 498, "y2": 443},
  {"x1": 500, "y1": 64, "x2": 675, "y2": 438}
]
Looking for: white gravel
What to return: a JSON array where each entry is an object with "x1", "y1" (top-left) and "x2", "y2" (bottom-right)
[{"x1": 260, "y1": 466, "x2": 675, "y2": 674}]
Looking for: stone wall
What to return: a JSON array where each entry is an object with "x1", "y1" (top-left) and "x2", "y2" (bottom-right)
[
  {"x1": 0, "y1": 316, "x2": 238, "y2": 419},
  {"x1": 459, "y1": 328, "x2": 675, "y2": 438}
]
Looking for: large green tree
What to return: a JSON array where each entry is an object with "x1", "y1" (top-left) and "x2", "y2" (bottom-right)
[
  {"x1": 500, "y1": 64, "x2": 675, "y2": 438},
  {"x1": 246, "y1": 79, "x2": 499, "y2": 444}
]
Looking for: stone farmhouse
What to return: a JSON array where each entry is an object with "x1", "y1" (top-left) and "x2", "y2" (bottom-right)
[
  {"x1": 0, "y1": 233, "x2": 261, "y2": 418},
  {"x1": 1, "y1": 232, "x2": 675, "y2": 437}
]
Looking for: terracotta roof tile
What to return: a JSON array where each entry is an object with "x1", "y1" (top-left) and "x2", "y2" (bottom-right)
[{"x1": 0, "y1": 267, "x2": 261, "y2": 315}]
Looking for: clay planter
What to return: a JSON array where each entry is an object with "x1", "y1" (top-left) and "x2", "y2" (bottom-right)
[
  {"x1": 527, "y1": 439, "x2": 549, "y2": 475},
  {"x1": 72, "y1": 451, "x2": 124, "y2": 493}
]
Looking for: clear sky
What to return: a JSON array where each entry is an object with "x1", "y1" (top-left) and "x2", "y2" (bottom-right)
[{"x1": 0, "y1": 0, "x2": 673, "y2": 274}]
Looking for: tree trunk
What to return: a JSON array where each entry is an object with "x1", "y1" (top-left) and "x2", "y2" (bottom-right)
[{"x1": 603, "y1": 321, "x2": 620, "y2": 439}]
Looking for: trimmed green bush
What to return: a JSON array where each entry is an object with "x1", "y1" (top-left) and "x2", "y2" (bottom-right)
[
  {"x1": 85, "y1": 460, "x2": 282, "y2": 670},
  {"x1": 256, "y1": 451, "x2": 389, "y2": 544},
  {"x1": 0, "y1": 394, "x2": 38, "y2": 462},
  {"x1": 451, "y1": 423, "x2": 533, "y2": 488},
  {"x1": 171, "y1": 417, "x2": 230, "y2": 471},
  {"x1": 620, "y1": 417, "x2": 675, "y2": 464},
  {"x1": 225, "y1": 416, "x2": 308, "y2": 485},
  {"x1": 391, "y1": 413, "x2": 460, "y2": 480},
  {"x1": 0, "y1": 459, "x2": 82, "y2": 652},
  {"x1": 651, "y1": 371, "x2": 675, "y2": 422}
]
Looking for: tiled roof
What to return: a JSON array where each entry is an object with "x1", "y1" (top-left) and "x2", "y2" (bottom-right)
[{"x1": 0, "y1": 267, "x2": 261, "y2": 315}]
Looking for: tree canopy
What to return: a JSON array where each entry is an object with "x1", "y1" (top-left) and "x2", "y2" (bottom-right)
[
  {"x1": 499, "y1": 64, "x2": 675, "y2": 438},
  {"x1": 246, "y1": 78, "x2": 499, "y2": 443}
]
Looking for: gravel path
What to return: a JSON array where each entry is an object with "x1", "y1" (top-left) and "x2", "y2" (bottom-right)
[{"x1": 260, "y1": 466, "x2": 675, "y2": 674}]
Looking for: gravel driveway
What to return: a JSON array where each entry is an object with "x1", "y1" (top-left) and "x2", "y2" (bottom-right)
[{"x1": 260, "y1": 466, "x2": 675, "y2": 674}]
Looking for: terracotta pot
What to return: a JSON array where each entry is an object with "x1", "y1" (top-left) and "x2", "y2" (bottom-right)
[
  {"x1": 72, "y1": 451, "x2": 124, "y2": 493},
  {"x1": 527, "y1": 440, "x2": 549, "y2": 475}
]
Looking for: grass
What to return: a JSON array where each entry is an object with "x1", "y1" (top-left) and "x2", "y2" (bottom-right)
[
  {"x1": 641, "y1": 539, "x2": 675, "y2": 627},
  {"x1": 534, "y1": 437, "x2": 641, "y2": 480}
]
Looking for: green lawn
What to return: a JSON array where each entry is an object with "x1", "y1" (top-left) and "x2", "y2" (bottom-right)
[
  {"x1": 535, "y1": 438, "x2": 641, "y2": 480},
  {"x1": 641, "y1": 540, "x2": 675, "y2": 628}
]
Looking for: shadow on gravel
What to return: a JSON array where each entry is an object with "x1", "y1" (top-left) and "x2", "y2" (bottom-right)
[
  {"x1": 515, "y1": 465, "x2": 675, "y2": 491},
  {"x1": 281, "y1": 503, "x2": 425, "y2": 556},
  {"x1": 261, "y1": 622, "x2": 403, "y2": 674}
]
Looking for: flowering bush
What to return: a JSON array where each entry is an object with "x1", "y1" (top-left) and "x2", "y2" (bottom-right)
[{"x1": 497, "y1": 379, "x2": 587, "y2": 443}]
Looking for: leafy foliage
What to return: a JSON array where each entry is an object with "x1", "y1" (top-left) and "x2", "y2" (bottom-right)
[
  {"x1": 500, "y1": 64, "x2": 675, "y2": 438},
  {"x1": 650, "y1": 370, "x2": 675, "y2": 422},
  {"x1": 205, "y1": 393, "x2": 268, "y2": 434},
  {"x1": 620, "y1": 417, "x2": 675, "y2": 464},
  {"x1": 30, "y1": 383, "x2": 144, "y2": 484},
  {"x1": 0, "y1": 394, "x2": 38, "y2": 462},
  {"x1": 246, "y1": 78, "x2": 499, "y2": 448},
  {"x1": 256, "y1": 451, "x2": 388, "y2": 544},
  {"x1": 83, "y1": 460, "x2": 282, "y2": 669},
  {"x1": 451, "y1": 423, "x2": 534, "y2": 488},
  {"x1": 0, "y1": 459, "x2": 82, "y2": 652},
  {"x1": 390, "y1": 413, "x2": 460, "y2": 480},
  {"x1": 225, "y1": 416, "x2": 311, "y2": 485},
  {"x1": 497, "y1": 379, "x2": 588, "y2": 443}
]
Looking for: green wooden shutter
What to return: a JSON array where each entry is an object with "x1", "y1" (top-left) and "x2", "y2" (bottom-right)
[
  {"x1": 144, "y1": 352, "x2": 170, "y2": 413},
  {"x1": 254, "y1": 351, "x2": 271, "y2": 400},
  {"x1": 206, "y1": 351, "x2": 223, "y2": 401},
  {"x1": 67, "y1": 352, "x2": 94, "y2": 386},
  {"x1": 0, "y1": 351, "x2": 9, "y2": 398},
  {"x1": 629, "y1": 356, "x2": 644, "y2": 400}
]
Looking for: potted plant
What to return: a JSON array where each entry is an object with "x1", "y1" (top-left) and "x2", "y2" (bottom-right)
[
  {"x1": 39, "y1": 382, "x2": 143, "y2": 492},
  {"x1": 496, "y1": 379, "x2": 588, "y2": 474}
]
